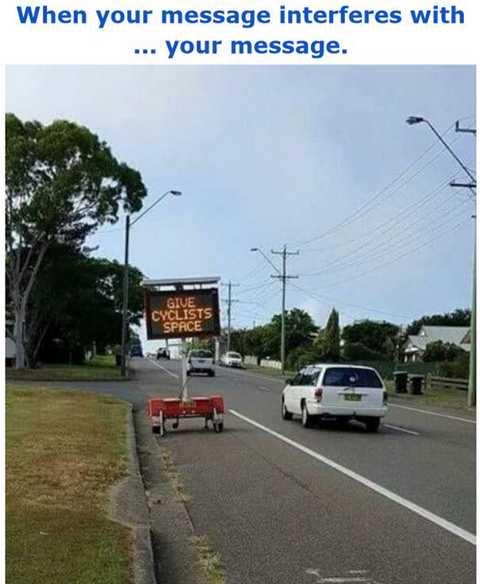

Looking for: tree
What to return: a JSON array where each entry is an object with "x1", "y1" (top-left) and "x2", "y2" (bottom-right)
[
  {"x1": 31, "y1": 245, "x2": 145, "y2": 364},
  {"x1": 6, "y1": 114, "x2": 147, "y2": 367},
  {"x1": 323, "y1": 308, "x2": 341, "y2": 361},
  {"x1": 342, "y1": 320, "x2": 399, "y2": 360},
  {"x1": 423, "y1": 341, "x2": 466, "y2": 363}
]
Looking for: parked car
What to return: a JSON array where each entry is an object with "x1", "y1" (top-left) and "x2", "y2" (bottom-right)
[
  {"x1": 281, "y1": 364, "x2": 388, "y2": 432},
  {"x1": 187, "y1": 350, "x2": 215, "y2": 377},
  {"x1": 130, "y1": 345, "x2": 143, "y2": 358},
  {"x1": 156, "y1": 347, "x2": 170, "y2": 360},
  {"x1": 221, "y1": 351, "x2": 243, "y2": 368}
]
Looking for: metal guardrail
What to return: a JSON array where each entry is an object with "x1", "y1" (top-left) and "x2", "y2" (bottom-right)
[{"x1": 430, "y1": 375, "x2": 468, "y2": 391}]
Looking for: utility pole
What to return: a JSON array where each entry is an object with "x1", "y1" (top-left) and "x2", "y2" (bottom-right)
[
  {"x1": 271, "y1": 245, "x2": 299, "y2": 374},
  {"x1": 453, "y1": 121, "x2": 476, "y2": 408},
  {"x1": 222, "y1": 281, "x2": 239, "y2": 352},
  {"x1": 407, "y1": 117, "x2": 476, "y2": 407}
]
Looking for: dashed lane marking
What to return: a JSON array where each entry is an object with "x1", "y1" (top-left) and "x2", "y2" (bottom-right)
[
  {"x1": 384, "y1": 424, "x2": 420, "y2": 436},
  {"x1": 229, "y1": 409, "x2": 476, "y2": 546},
  {"x1": 390, "y1": 404, "x2": 475, "y2": 424}
]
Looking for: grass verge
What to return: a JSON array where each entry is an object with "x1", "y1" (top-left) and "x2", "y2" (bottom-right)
[
  {"x1": 385, "y1": 379, "x2": 471, "y2": 411},
  {"x1": 6, "y1": 355, "x2": 123, "y2": 382},
  {"x1": 6, "y1": 386, "x2": 132, "y2": 584},
  {"x1": 243, "y1": 364, "x2": 294, "y2": 381},
  {"x1": 192, "y1": 535, "x2": 227, "y2": 584}
]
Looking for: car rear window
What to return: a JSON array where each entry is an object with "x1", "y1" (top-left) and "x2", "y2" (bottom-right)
[
  {"x1": 228, "y1": 352, "x2": 241, "y2": 358},
  {"x1": 192, "y1": 350, "x2": 213, "y2": 358},
  {"x1": 323, "y1": 367, "x2": 383, "y2": 388}
]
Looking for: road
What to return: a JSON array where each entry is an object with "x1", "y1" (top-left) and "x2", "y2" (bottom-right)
[{"x1": 130, "y1": 357, "x2": 475, "y2": 584}]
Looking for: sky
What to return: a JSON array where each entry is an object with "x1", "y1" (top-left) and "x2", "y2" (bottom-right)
[{"x1": 6, "y1": 65, "x2": 476, "y2": 350}]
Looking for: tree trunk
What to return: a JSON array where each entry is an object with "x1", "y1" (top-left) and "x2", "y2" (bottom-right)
[{"x1": 13, "y1": 305, "x2": 27, "y2": 369}]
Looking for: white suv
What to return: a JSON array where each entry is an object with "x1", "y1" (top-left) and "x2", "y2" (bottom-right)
[
  {"x1": 282, "y1": 364, "x2": 388, "y2": 432},
  {"x1": 187, "y1": 350, "x2": 215, "y2": 377},
  {"x1": 221, "y1": 351, "x2": 243, "y2": 368}
]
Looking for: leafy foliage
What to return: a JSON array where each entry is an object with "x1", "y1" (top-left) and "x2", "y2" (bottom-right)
[
  {"x1": 6, "y1": 113, "x2": 147, "y2": 367},
  {"x1": 423, "y1": 340, "x2": 466, "y2": 363},
  {"x1": 32, "y1": 245, "x2": 144, "y2": 364}
]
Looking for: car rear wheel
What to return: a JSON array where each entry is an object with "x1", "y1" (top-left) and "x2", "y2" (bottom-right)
[
  {"x1": 282, "y1": 399, "x2": 293, "y2": 420},
  {"x1": 301, "y1": 402, "x2": 313, "y2": 428},
  {"x1": 365, "y1": 418, "x2": 381, "y2": 433}
]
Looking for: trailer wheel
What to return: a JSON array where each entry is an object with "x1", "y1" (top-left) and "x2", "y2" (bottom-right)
[
  {"x1": 152, "y1": 425, "x2": 160, "y2": 434},
  {"x1": 214, "y1": 421, "x2": 224, "y2": 433}
]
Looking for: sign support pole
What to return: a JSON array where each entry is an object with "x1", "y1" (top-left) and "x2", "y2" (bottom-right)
[{"x1": 181, "y1": 338, "x2": 188, "y2": 401}]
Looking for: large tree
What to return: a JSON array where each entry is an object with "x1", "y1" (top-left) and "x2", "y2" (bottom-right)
[
  {"x1": 6, "y1": 114, "x2": 147, "y2": 367},
  {"x1": 342, "y1": 319, "x2": 399, "y2": 360},
  {"x1": 31, "y1": 245, "x2": 145, "y2": 364}
]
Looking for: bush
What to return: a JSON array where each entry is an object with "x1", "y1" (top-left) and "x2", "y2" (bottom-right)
[
  {"x1": 343, "y1": 342, "x2": 389, "y2": 361},
  {"x1": 439, "y1": 352, "x2": 470, "y2": 379},
  {"x1": 286, "y1": 346, "x2": 323, "y2": 371}
]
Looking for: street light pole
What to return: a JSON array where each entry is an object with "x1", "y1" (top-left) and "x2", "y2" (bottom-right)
[
  {"x1": 120, "y1": 190, "x2": 182, "y2": 378},
  {"x1": 120, "y1": 214, "x2": 130, "y2": 378},
  {"x1": 406, "y1": 116, "x2": 476, "y2": 406}
]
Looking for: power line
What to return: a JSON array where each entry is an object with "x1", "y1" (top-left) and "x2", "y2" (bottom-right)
[
  {"x1": 292, "y1": 122, "x2": 473, "y2": 248},
  {"x1": 301, "y1": 192, "x2": 472, "y2": 279},
  {"x1": 321, "y1": 215, "x2": 472, "y2": 289}
]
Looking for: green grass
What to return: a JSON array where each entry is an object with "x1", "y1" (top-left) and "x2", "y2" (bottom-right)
[
  {"x1": 6, "y1": 355, "x2": 124, "y2": 381},
  {"x1": 6, "y1": 386, "x2": 132, "y2": 584},
  {"x1": 385, "y1": 379, "x2": 471, "y2": 411},
  {"x1": 192, "y1": 535, "x2": 227, "y2": 584}
]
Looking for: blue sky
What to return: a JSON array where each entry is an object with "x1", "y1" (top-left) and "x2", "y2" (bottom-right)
[{"x1": 6, "y1": 66, "x2": 476, "y2": 348}]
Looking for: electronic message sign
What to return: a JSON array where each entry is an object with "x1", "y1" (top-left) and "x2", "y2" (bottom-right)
[{"x1": 144, "y1": 288, "x2": 220, "y2": 339}]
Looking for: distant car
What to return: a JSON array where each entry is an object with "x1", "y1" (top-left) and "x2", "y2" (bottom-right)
[
  {"x1": 221, "y1": 351, "x2": 243, "y2": 368},
  {"x1": 187, "y1": 350, "x2": 215, "y2": 377},
  {"x1": 282, "y1": 364, "x2": 388, "y2": 432},
  {"x1": 130, "y1": 345, "x2": 143, "y2": 358},
  {"x1": 156, "y1": 348, "x2": 170, "y2": 360}
]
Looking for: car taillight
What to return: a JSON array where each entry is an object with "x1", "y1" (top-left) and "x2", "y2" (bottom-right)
[{"x1": 314, "y1": 387, "x2": 323, "y2": 401}]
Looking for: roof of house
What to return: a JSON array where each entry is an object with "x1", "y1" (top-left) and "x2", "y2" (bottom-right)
[
  {"x1": 406, "y1": 325, "x2": 471, "y2": 353},
  {"x1": 419, "y1": 325, "x2": 470, "y2": 345}
]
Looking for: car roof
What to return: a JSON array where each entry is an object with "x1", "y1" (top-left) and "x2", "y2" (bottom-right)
[{"x1": 308, "y1": 363, "x2": 377, "y2": 370}]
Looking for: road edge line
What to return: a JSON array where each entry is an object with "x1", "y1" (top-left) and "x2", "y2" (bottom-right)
[{"x1": 229, "y1": 409, "x2": 476, "y2": 546}]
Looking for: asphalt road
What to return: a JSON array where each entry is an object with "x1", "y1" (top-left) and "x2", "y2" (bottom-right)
[
  {"x1": 131, "y1": 357, "x2": 475, "y2": 584},
  {"x1": 42, "y1": 358, "x2": 475, "y2": 584}
]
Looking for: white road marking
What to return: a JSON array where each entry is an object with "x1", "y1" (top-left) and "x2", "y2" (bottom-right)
[
  {"x1": 390, "y1": 404, "x2": 476, "y2": 424},
  {"x1": 148, "y1": 359, "x2": 179, "y2": 379},
  {"x1": 259, "y1": 386, "x2": 270, "y2": 392},
  {"x1": 229, "y1": 409, "x2": 476, "y2": 546},
  {"x1": 306, "y1": 569, "x2": 375, "y2": 583},
  {"x1": 384, "y1": 424, "x2": 420, "y2": 436}
]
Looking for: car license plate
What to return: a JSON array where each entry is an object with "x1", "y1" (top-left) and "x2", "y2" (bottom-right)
[
  {"x1": 344, "y1": 394, "x2": 361, "y2": 402},
  {"x1": 198, "y1": 359, "x2": 205, "y2": 364}
]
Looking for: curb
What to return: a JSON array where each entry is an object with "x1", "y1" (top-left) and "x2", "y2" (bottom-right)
[{"x1": 109, "y1": 405, "x2": 157, "y2": 584}]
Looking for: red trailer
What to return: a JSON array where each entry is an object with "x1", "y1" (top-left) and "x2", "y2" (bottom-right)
[{"x1": 148, "y1": 395, "x2": 225, "y2": 436}]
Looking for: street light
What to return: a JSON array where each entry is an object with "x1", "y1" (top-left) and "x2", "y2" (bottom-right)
[
  {"x1": 407, "y1": 116, "x2": 476, "y2": 407},
  {"x1": 121, "y1": 190, "x2": 183, "y2": 377}
]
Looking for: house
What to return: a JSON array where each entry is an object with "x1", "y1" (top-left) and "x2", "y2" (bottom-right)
[{"x1": 404, "y1": 325, "x2": 470, "y2": 362}]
